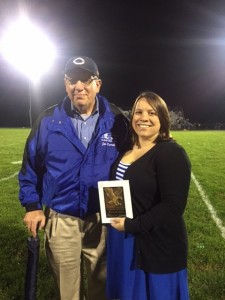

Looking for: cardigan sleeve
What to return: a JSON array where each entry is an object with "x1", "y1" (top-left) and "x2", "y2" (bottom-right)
[{"x1": 125, "y1": 142, "x2": 191, "y2": 234}]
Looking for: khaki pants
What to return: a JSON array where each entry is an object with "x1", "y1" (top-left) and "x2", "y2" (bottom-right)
[{"x1": 44, "y1": 209, "x2": 107, "y2": 300}]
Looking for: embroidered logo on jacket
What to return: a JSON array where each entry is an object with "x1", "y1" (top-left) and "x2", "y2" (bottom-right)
[{"x1": 101, "y1": 133, "x2": 116, "y2": 147}]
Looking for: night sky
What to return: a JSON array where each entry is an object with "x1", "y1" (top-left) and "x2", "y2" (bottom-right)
[{"x1": 0, "y1": 0, "x2": 225, "y2": 127}]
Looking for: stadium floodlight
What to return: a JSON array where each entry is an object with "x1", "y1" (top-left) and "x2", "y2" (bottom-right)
[
  {"x1": 0, "y1": 15, "x2": 56, "y2": 82},
  {"x1": 0, "y1": 15, "x2": 57, "y2": 126}
]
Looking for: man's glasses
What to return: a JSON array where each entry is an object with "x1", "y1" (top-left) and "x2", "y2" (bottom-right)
[{"x1": 65, "y1": 74, "x2": 98, "y2": 86}]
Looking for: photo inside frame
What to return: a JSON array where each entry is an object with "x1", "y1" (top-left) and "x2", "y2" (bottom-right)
[{"x1": 103, "y1": 186, "x2": 126, "y2": 218}]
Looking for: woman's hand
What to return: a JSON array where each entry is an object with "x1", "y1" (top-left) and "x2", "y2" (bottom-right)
[{"x1": 110, "y1": 218, "x2": 125, "y2": 231}]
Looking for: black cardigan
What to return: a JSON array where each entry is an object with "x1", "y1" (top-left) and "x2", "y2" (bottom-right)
[{"x1": 111, "y1": 139, "x2": 191, "y2": 273}]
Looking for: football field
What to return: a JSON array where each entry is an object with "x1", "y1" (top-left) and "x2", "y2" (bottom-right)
[{"x1": 0, "y1": 128, "x2": 225, "y2": 299}]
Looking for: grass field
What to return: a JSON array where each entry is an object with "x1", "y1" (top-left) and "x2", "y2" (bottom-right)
[{"x1": 0, "y1": 128, "x2": 225, "y2": 299}]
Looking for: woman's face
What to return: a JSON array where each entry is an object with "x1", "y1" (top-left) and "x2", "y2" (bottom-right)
[{"x1": 132, "y1": 98, "x2": 161, "y2": 142}]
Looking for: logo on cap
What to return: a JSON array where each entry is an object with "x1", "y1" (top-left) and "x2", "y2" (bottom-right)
[{"x1": 73, "y1": 57, "x2": 85, "y2": 65}]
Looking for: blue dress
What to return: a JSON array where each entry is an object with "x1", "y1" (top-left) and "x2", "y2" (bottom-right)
[
  {"x1": 106, "y1": 162, "x2": 190, "y2": 300},
  {"x1": 107, "y1": 227, "x2": 190, "y2": 300}
]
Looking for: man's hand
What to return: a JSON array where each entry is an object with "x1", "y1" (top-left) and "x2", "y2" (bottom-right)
[
  {"x1": 110, "y1": 217, "x2": 125, "y2": 231},
  {"x1": 23, "y1": 210, "x2": 46, "y2": 237}
]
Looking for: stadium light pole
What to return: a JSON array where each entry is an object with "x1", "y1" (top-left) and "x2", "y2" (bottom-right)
[
  {"x1": 0, "y1": 15, "x2": 56, "y2": 127},
  {"x1": 29, "y1": 80, "x2": 32, "y2": 128}
]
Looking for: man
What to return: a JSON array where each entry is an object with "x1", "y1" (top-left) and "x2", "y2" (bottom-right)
[{"x1": 18, "y1": 56, "x2": 129, "y2": 300}]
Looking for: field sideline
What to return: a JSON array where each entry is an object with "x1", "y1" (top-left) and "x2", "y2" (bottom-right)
[{"x1": 0, "y1": 128, "x2": 225, "y2": 299}]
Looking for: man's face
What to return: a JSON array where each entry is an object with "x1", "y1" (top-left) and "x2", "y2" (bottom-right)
[{"x1": 64, "y1": 69, "x2": 102, "y2": 115}]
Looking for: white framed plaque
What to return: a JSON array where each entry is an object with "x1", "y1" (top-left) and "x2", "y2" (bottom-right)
[{"x1": 98, "y1": 180, "x2": 133, "y2": 223}]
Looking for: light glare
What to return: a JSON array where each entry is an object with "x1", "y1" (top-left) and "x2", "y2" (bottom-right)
[{"x1": 0, "y1": 16, "x2": 56, "y2": 83}]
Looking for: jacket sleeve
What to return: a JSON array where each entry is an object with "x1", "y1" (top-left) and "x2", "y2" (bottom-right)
[
  {"x1": 18, "y1": 118, "x2": 45, "y2": 211},
  {"x1": 125, "y1": 142, "x2": 191, "y2": 234}
]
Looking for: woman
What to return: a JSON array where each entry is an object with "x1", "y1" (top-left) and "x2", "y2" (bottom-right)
[{"x1": 107, "y1": 91, "x2": 191, "y2": 300}]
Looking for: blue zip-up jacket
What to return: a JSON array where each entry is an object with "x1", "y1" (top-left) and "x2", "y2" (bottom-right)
[{"x1": 18, "y1": 95, "x2": 129, "y2": 218}]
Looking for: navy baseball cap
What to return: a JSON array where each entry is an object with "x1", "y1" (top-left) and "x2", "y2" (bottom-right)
[{"x1": 64, "y1": 56, "x2": 99, "y2": 77}]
